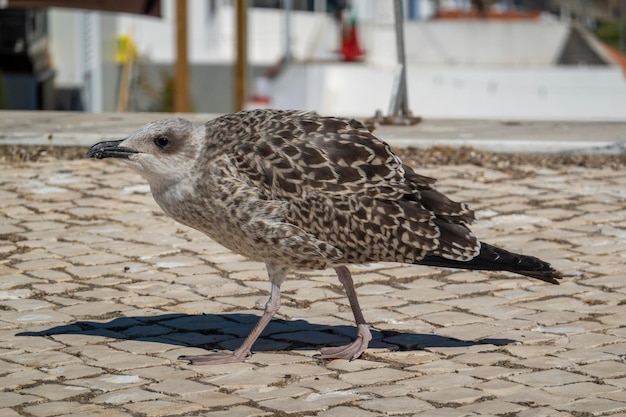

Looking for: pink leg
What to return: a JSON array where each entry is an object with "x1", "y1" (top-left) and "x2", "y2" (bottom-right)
[
  {"x1": 179, "y1": 263, "x2": 285, "y2": 365},
  {"x1": 319, "y1": 266, "x2": 372, "y2": 361}
]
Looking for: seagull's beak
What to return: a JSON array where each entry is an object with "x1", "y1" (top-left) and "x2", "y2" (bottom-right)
[{"x1": 86, "y1": 139, "x2": 138, "y2": 160}]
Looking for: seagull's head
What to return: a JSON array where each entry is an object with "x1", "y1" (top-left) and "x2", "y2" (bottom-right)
[{"x1": 86, "y1": 118, "x2": 204, "y2": 190}]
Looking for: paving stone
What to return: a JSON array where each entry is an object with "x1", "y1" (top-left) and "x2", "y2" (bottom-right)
[
  {"x1": 1, "y1": 309, "x2": 75, "y2": 325},
  {"x1": 414, "y1": 387, "x2": 485, "y2": 405},
  {"x1": 405, "y1": 359, "x2": 469, "y2": 375},
  {"x1": 235, "y1": 384, "x2": 313, "y2": 401},
  {"x1": 394, "y1": 302, "x2": 450, "y2": 317},
  {"x1": 359, "y1": 396, "x2": 434, "y2": 415},
  {"x1": 204, "y1": 369, "x2": 283, "y2": 390},
  {"x1": 477, "y1": 378, "x2": 526, "y2": 397},
  {"x1": 564, "y1": 332, "x2": 624, "y2": 349},
  {"x1": 499, "y1": 386, "x2": 571, "y2": 406},
  {"x1": 245, "y1": 351, "x2": 314, "y2": 365},
  {"x1": 21, "y1": 383, "x2": 91, "y2": 401},
  {"x1": 458, "y1": 399, "x2": 527, "y2": 415},
  {"x1": 556, "y1": 398, "x2": 626, "y2": 416},
  {"x1": 338, "y1": 367, "x2": 413, "y2": 385},
  {"x1": 505, "y1": 344, "x2": 566, "y2": 359},
  {"x1": 399, "y1": 373, "x2": 478, "y2": 392},
  {"x1": 131, "y1": 365, "x2": 197, "y2": 381},
  {"x1": 507, "y1": 369, "x2": 590, "y2": 387},
  {"x1": 1, "y1": 298, "x2": 56, "y2": 312},
  {"x1": 93, "y1": 387, "x2": 165, "y2": 404},
  {"x1": 90, "y1": 353, "x2": 170, "y2": 371},
  {"x1": 517, "y1": 355, "x2": 581, "y2": 371},
  {"x1": 434, "y1": 323, "x2": 504, "y2": 341},
  {"x1": 0, "y1": 332, "x2": 64, "y2": 352},
  {"x1": 442, "y1": 282, "x2": 497, "y2": 295},
  {"x1": 293, "y1": 375, "x2": 353, "y2": 393},
  {"x1": 196, "y1": 405, "x2": 273, "y2": 417},
  {"x1": 259, "y1": 362, "x2": 335, "y2": 379},
  {"x1": 459, "y1": 365, "x2": 532, "y2": 380},
  {"x1": 316, "y1": 405, "x2": 381, "y2": 417},
  {"x1": 58, "y1": 301, "x2": 134, "y2": 318},
  {"x1": 412, "y1": 408, "x2": 479, "y2": 417},
  {"x1": 420, "y1": 311, "x2": 484, "y2": 327},
  {"x1": 449, "y1": 351, "x2": 512, "y2": 366},
  {"x1": 367, "y1": 350, "x2": 440, "y2": 365},
  {"x1": 5, "y1": 350, "x2": 81, "y2": 367},
  {"x1": 584, "y1": 275, "x2": 626, "y2": 290},
  {"x1": 178, "y1": 391, "x2": 247, "y2": 409},
  {"x1": 544, "y1": 382, "x2": 622, "y2": 399},
  {"x1": 0, "y1": 409, "x2": 21, "y2": 417},
  {"x1": 517, "y1": 408, "x2": 572, "y2": 417},
  {"x1": 440, "y1": 295, "x2": 509, "y2": 310},
  {"x1": 0, "y1": 288, "x2": 33, "y2": 300},
  {"x1": 390, "y1": 287, "x2": 457, "y2": 302},
  {"x1": 109, "y1": 339, "x2": 174, "y2": 355},
  {"x1": 149, "y1": 378, "x2": 217, "y2": 396},
  {"x1": 45, "y1": 363, "x2": 103, "y2": 380},
  {"x1": 599, "y1": 390, "x2": 626, "y2": 402},
  {"x1": 555, "y1": 349, "x2": 617, "y2": 365},
  {"x1": 23, "y1": 402, "x2": 99, "y2": 417},
  {"x1": 124, "y1": 399, "x2": 204, "y2": 416},
  {"x1": 259, "y1": 390, "x2": 366, "y2": 414},
  {"x1": 578, "y1": 360, "x2": 626, "y2": 379},
  {"x1": 13, "y1": 258, "x2": 72, "y2": 270},
  {"x1": 0, "y1": 391, "x2": 41, "y2": 407},
  {"x1": 356, "y1": 384, "x2": 414, "y2": 397},
  {"x1": 71, "y1": 373, "x2": 147, "y2": 392},
  {"x1": 599, "y1": 342, "x2": 626, "y2": 357}
]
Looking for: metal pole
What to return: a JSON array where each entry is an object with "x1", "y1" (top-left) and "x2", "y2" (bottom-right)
[
  {"x1": 367, "y1": 0, "x2": 420, "y2": 126},
  {"x1": 174, "y1": 0, "x2": 190, "y2": 112},
  {"x1": 314, "y1": 0, "x2": 326, "y2": 13},
  {"x1": 235, "y1": 0, "x2": 248, "y2": 112},
  {"x1": 284, "y1": 0, "x2": 293, "y2": 63},
  {"x1": 391, "y1": 0, "x2": 409, "y2": 116},
  {"x1": 618, "y1": 1, "x2": 626, "y2": 53}
]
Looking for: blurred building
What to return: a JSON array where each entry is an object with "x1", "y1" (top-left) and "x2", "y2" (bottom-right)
[
  {"x1": 0, "y1": 8, "x2": 55, "y2": 110},
  {"x1": 3, "y1": 0, "x2": 626, "y2": 120}
]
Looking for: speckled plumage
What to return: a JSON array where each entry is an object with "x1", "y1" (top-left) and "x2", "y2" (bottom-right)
[
  {"x1": 87, "y1": 109, "x2": 561, "y2": 365},
  {"x1": 164, "y1": 109, "x2": 478, "y2": 270}
]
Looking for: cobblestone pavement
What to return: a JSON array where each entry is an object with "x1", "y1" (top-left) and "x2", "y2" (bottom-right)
[{"x1": 1, "y1": 156, "x2": 626, "y2": 417}]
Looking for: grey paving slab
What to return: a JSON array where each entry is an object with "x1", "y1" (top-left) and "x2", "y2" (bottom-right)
[{"x1": 1, "y1": 113, "x2": 626, "y2": 416}]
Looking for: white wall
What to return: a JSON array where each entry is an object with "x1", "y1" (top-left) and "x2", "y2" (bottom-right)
[
  {"x1": 361, "y1": 17, "x2": 570, "y2": 67},
  {"x1": 273, "y1": 64, "x2": 626, "y2": 121}
]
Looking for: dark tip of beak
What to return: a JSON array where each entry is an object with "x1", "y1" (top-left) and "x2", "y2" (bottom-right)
[{"x1": 86, "y1": 139, "x2": 138, "y2": 160}]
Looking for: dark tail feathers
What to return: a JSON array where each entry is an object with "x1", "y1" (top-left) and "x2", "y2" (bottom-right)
[{"x1": 416, "y1": 242, "x2": 562, "y2": 285}]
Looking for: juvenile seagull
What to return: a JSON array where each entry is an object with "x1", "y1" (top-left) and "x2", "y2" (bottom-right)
[{"x1": 87, "y1": 109, "x2": 561, "y2": 365}]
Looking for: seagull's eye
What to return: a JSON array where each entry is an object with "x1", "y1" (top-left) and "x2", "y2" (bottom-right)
[{"x1": 154, "y1": 136, "x2": 169, "y2": 149}]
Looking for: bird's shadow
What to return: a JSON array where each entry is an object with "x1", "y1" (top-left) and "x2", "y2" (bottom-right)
[{"x1": 17, "y1": 313, "x2": 514, "y2": 355}]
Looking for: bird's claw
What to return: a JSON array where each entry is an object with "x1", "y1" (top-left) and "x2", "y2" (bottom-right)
[{"x1": 317, "y1": 324, "x2": 372, "y2": 361}]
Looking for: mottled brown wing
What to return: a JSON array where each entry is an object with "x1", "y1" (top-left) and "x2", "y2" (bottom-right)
[
  {"x1": 249, "y1": 113, "x2": 414, "y2": 198},
  {"x1": 226, "y1": 110, "x2": 479, "y2": 264}
]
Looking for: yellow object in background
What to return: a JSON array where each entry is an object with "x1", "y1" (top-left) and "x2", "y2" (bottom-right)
[
  {"x1": 116, "y1": 34, "x2": 138, "y2": 64},
  {"x1": 116, "y1": 34, "x2": 138, "y2": 111}
]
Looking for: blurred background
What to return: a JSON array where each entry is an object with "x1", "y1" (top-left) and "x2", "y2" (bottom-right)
[{"x1": 1, "y1": 0, "x2": 625, "y2": 120}]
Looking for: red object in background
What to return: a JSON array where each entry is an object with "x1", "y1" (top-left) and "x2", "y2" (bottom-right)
[{"x1": 341, "y1": 17, "x2": 364, "y2": 62}]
